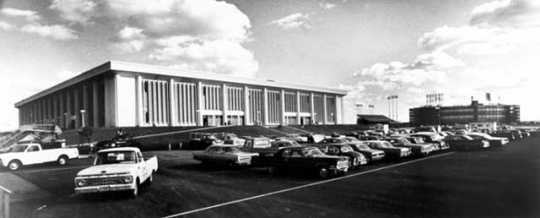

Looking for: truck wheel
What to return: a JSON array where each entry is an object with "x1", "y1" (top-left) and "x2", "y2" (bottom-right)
[
  {"x1": 131, "y1": 179, "x2": 140, "y2": 198},
  {"x1": 318, "y1": 167, "x2": 329, "y2": 179},
  {"x1": 147, "y1": 173, "x2": 153, "y2": 185},
  {"x1": 57, "y1": 156, "x2": 68, "y2": 166},
  {"x1": 8, "y1": 160, "x2": 21, "y2": 171}
]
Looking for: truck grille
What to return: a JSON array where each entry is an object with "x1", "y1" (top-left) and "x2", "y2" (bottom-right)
[{"x1": 85, "y1": 177, "x2": 124, "y2": 186}]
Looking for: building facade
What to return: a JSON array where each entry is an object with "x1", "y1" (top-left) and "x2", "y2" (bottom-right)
[
  {"x1": 409, "y1": 100, "x2": 520, "y2": 126},
  {"x1": 15, "y1": 61, "x2": 347, "y2": 130}
]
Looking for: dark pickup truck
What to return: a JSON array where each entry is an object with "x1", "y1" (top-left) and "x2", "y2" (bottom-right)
[{"x1": 253, "y1": 146, "x2": 350, "y2": 178}]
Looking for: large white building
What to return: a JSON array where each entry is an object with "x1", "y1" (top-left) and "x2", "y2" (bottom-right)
[{"x1": 15, "y1": 61, "x2": 347, "y2": 130}]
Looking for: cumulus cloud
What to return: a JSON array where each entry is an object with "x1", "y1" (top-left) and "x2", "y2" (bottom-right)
[
  {"x1": 49, "y1": 0, "x2": 97, "y2": 24},
  {"x1": 0, "y1": 20, "x2": 14, "y2": 30},
  {"x1": 48, "y1": 0, "x2": 258, "y2": 77},
  {"x1": 319, "y1": 2, "x2": 336, "y2": 10},
  {"x1": 20, "y1": 23, "x2": 78, "y2": 40},
  {"x1": 0, "y1": 7, "x2": 41, "y2": 21},
  {"x1": 270, "y1": 13, "x2": 312, "y2": 30},
  {"x1": 344, "y1": 0, "x2": 540, "y2": 122}
]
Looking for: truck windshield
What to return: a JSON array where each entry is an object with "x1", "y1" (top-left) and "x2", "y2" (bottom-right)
[{"x1": 96, "y1": 151, "x2": 137, "y2": 165}]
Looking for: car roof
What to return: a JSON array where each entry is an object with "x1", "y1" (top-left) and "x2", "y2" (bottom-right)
[{"x1": 98, "y1": 147, "x2": 141, "y2": 153}]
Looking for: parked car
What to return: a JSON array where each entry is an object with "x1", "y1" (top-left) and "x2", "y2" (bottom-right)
[
  {"x1": 364, "y1": 140, "x2": 412, "y2": 159},
  {"x1": 491, "y1": 131, "x2": 516, "y2": 141},
  {"x1": 406, "y1": 136, "x2": 440, "y2": 152},
  {"x1": 467, "y1": 132, "x2": 509, "y2": 147},
  {"x1": 341, "y1": 137, "x2": 385, "y2": 162},
  {"x1": 74, "y1": 147, "x2": 158, "y2": 197},
  {"x1": 214, "y1": 133, "x2": 246, "y2": 146},
  {"x1": 384, "y1": 137, "x2": 435, "y2": 156},
  {"x1": 315, "y1": 139, "x2": 367, "y2": 168},
  {"x1": 92, "y1": 139, "x2": 142, "y2": 153},
  {"x1": 193, "y1": 144, "x2": 259, "y2": 166},
  {"x1": 0, "y1": 143, "x2": 79, "y2": 171},
  {"x1": 445, "y1": 135, "x2": 489, "y2": 151},
  {"x1": 184, "y1": 132, "x2": 223, "y2": 149},
  {"x1": 254, "y1": 146, "x2": 350, "y2": 178},
  {"x1": 410, "y1": 132, "x2": 450, "y2": 150}
]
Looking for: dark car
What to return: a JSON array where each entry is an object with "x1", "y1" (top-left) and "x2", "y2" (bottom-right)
[
  {"x1": 254, "y1": 146, "x2": 350, "y2": 178},
  {"x1": 491, "y1": 131, "x2": 516, "y2": 141},
  {"x1": 315, "y1": 139, "x2": 367, "y2": 168},
  {"x1": 341, "y1": 137, "x2": 385, "y2": 162},
  {"x1": 364, "y1": 140, "x2": 412, "y2": 159},
  {"x1": 410, "y1": 132, "x2": 450, "y2": 150},
  {"x1": 184, "y1": 132, "x2": 223, "y2": 149},
  {"x1": 92, "y1": 139, "x2": 142, "y2": 153},
  {"x1": 445, "y1": 135, "x2": 489, "y2": 151},
  {"x1": 467, "y1": 132, "x2": 509, "y2": 147},
  {"x1": 384, "y1": 137, "x2": 435, "y2": 156}
]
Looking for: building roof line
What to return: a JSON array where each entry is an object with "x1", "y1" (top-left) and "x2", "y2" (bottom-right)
[{"x1": 15, "y1": 60, "x2": 347, "y2": 107}]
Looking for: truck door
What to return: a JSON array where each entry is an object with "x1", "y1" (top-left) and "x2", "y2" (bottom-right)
[
  {"x1": 24, "y1": 144, "x2": 42, "y2": 165},
  {"x1": 136, "y1": 152, "x2": 149, "y2": 180}
]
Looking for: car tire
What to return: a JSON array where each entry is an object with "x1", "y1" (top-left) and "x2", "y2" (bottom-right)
[
  {"x1": 8, "y1": 160, "x2": 21, "y2": 171},
  {"x1": 318, "y1": 167, "x2": 329, "y2": 179},
  {"x1": 57, "y1": 155, "x2": 68, "y2": 166}
]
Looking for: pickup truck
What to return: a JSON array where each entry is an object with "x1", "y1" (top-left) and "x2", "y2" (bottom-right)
[
  {"x1": 254, "y1": 146, "x2": 350, "y2": 178},
  {"x1": 0, "y1": 143, "x2": 79, "y2": 171},
  {"x1": 74, "y1": 147, "x2": 158, "y2": 197}
]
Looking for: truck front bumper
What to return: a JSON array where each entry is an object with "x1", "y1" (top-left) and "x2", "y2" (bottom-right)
[{"x1": 75, "y1": 184, "x2": 135, "y2": 194}]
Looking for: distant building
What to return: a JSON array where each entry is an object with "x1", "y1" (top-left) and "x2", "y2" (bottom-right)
[
  {"x1": 15, "y1": 61, "x2": 347, "y2": 130},
  {"x1": 356, "y1": 114, "x2": 397, "y2": 125},
  {"x1": 409, "y1": 100, "x2": 520, "y2": 126}
]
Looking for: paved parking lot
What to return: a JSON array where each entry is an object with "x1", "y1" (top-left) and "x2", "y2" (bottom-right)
[{"x1": 4, "y1": 136, "x2": 540, "y2": 218}]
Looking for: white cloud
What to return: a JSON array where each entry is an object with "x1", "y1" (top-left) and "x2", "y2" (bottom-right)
[
  {"x1": 270, "y1": 13, "x2": 312, "y2": 30},
  {"x1": 345, "y1": 0, "x2": 540, "y2": 122},
  {"x1": 0, "y1": 7, "x2": 41, "y2": 21},
  {"x1": 117, "y1": 26, "x2": 145, "y2": 40},
  {"x1": 20, "y1": 23, "x2": 78, "y2": 40},
  {"x1": 0, "y1": 20, "x2": 14, "y2": 30},
  {"x1": 320, "y1": 2, "x2": 336, "y2": 10},
  {"x1": 49, "y1": 0, "x2": 97, "y2": 24}
]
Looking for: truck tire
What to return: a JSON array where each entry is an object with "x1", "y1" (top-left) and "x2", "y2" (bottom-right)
[
  {"x1": 131, "y1": 179, "x2": 140, "y2": 198},
  {"x1": 147, "y1": 173, "x2": 153, "y2": 185},
  {"x1": 57, "y1": 155, "x2": 69, "y2": 166},
  {"x1": 8, "y1": 160, "x2": 21, "y2": 171}
]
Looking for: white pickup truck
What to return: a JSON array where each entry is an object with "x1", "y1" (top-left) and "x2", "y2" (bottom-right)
[
  {"x1": 0, "y1": 143, "x2": 79, "y2": 171},
  {"x1": 74, "y1": 147, "x2": 158, "y2": 197}
]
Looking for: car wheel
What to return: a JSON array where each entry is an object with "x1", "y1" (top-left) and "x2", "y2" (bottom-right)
[
  {"x1": 57, "y1": 156, "x2": 68, "y2": 165},
  {"x1": 8, "y1": 160, "x2": 21, "y2": 171},
  {"x1": 318, "y1": 167, "x2": 329, "y2": 179}
]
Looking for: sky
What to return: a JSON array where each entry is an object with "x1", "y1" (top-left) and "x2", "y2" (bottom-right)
[{"x1": 0, "y1": 0, "x2": 539, "y2": 131}]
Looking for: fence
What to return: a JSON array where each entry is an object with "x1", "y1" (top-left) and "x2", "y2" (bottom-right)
[{"x1": 0, "y1": 186, "x2": 10, "y2": 218}]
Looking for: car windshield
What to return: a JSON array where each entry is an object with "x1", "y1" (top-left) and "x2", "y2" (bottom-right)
[
  {"x1": 354, "y1": 144, "x2": 371, "y2": 150},
  {"x1": 302, "y1": 147, "x2": 324, "y2": 156},
  {"x1": 223, "y1": 147, "x2": 241, "y2": 153},
  {"x1": 344, "y1": 137, "x2": 360, "y2": 142},
  {"x1": 96, "y1": 151, "x2": 137, "y2": 165},
  {"x1": 340, "y1": 145, "x2": 353, "y2": 153},
  {"x1": 9, "y1": 145, "x2": 28, "y2": 152},
  {"x1": 371, "y1": 142, "x2": 393, "y2": 148}
]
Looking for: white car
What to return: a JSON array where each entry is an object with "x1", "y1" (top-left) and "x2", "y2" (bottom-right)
[
  {"x1": 0, "y1": 143, "x2": 79, "y2": 171},
  {"x1": 74, "y1": 147, "x2": 158, "y2": 197},
  {"x1": 193, "y1": 145, "x2": 258, "y2": 166}
]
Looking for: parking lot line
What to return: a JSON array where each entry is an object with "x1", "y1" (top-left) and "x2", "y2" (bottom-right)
[{"x1": 162, "y1": 151, "x2": 456, "y2": 218}]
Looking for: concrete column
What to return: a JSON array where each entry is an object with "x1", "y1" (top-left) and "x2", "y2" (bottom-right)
[
  {"x1": 280, "y1": 89, "x2": 286, "y2": 125},
  {"x1": 296, "y1": 91, "x2": 301, "y2": 124},
  {"x1": 169, "y1": 78, "x2": 175, "y2": 126},
  {"x1": 135, "y1": 75, "x2": 143, "y2": 126},
  {"x1": 310, "y1": 93, "x2": 315, "y2": 124},
  {"x1": 74, "y1": 87, "x2": 80, "y2": 128},
  {"x1": 244, "y1": 86, "x2": 250, "y2": 125},
  {"x1": 82, "y1": 84, "x2": 89, "y2": 127},
  {"x1": 323, "y1": 94, "x2": 328, "y2": 125},
  {"x1": 337, "y1": 96, "x2": 343, "y2": 124},
  {"x1": 222, "y1": 84, "x2": 228, "y2": 125},
  {"x1": 263, "y1": 88, "x2": 269, "y2": 125},
  {"x1": 66, "y1": 90, "x2": 72, "y2": 128},
  {"x1": 196, "y1": 81, "x2": 204, "y2": 126},
  {"x1": 92, "y1": 80, "x2": 99, "y2": 128}
]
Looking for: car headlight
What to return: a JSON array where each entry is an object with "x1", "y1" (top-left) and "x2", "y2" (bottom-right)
[
  {"x1": 76, "y1": 179, "x2": 87, "y2": 187},
  {"x1": 122, "y1": 176, "x2": 133, "y2": 184}
]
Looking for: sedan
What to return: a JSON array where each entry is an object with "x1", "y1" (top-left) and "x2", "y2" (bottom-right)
[
  {"x1": 384, "y1": 137, "x2": 435, "y2": 156},
  {"x1": 467, "y1": 132, "x2": 509, "y2": 147},
  {"x1": 445, "y1": 135, "x2": 489, "y2": 151},
  {"x1": 341, "y1": 137, "x2": 385, "y2": 162},
  {"x1": 193, "y1": 145, "x2": 259, "y2": 166},
  {"x1": 365, "y1": 140, "x2": 412, "y2": 159}
]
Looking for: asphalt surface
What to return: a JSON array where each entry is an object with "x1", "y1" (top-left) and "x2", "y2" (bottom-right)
[{"x1": 4, "y1": 136, "x2": 540, "y2": 218}]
